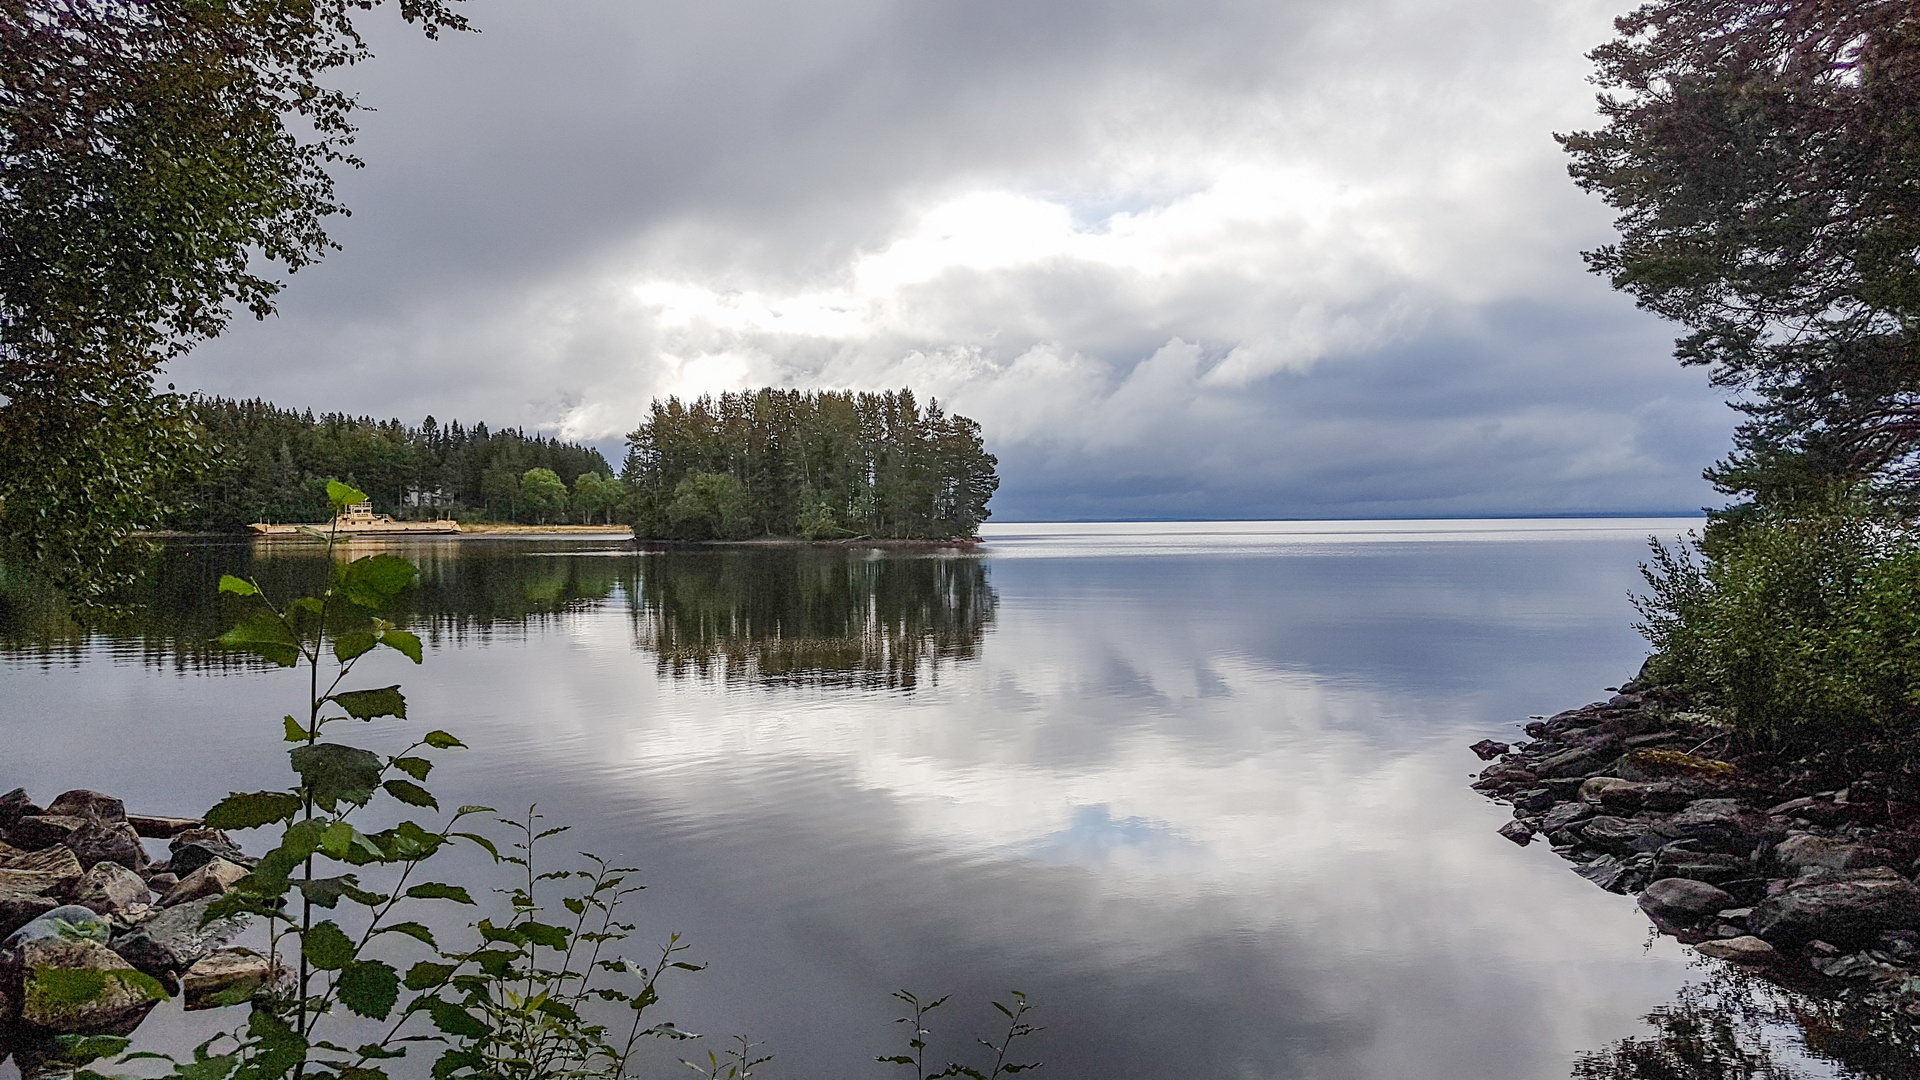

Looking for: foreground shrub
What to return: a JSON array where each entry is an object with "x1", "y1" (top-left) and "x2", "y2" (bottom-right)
[{"x1": 1636, "y1": 507, "x2": 1920, "y2": 742}]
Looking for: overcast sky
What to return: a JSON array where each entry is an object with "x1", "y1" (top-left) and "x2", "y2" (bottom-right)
[{"x1": 171, "y1": 0, "x2": 1732, "y2": 520}]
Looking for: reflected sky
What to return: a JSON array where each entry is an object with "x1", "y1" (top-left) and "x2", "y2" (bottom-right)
[{"x1": 0, "y1": 519, "x2": 1784, "y2": 1080}]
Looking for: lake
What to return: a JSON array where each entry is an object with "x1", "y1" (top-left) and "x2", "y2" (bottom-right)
[{"x1": 0, "y1": 519, "x2": 1854, "y2": 1079}]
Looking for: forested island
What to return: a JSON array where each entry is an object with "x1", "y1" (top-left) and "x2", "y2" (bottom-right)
[
  {"x1": 622, "y1": 389, "x2": 997, "y2": 541},
  {"x1": 156, "y1": 389, "x2": 999, "y2": 541}
]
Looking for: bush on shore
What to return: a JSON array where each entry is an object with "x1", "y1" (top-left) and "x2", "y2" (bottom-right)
[{"x1": 1636, "y1": 500, "x2": 1920, "y2": 744}]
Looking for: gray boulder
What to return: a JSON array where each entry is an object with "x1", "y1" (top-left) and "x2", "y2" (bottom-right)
[
  {"x1": 1577, "y1": 816, "x2": 1657, "y2": 854},
  {"x1": 71, "y1": 863, "x2": 151, "y2": 917},
  {"x1": 1540, "y1": 801, "x2": 1593, "y2": 834},
  {"x1": 44, "y1": 791, "x2": 125, "y2": 823},
  {"x1": 1650, "y1": 846, "x2": 1751, "y2": 886},
  {"x1": 0, "y1": 892, "x2": 58, "y2": 941},
  {"x1": 109, "y1": 896, "x2": 246, "y2": 976},
  {"x1": 1774, "y1": 834, "x2": 1896, "y2": 875},
  {"x1": 167, "y1": 829, "x2": 251, "y2": 877},
  {"x1": 1749, "y1": 870, "x2": 1920, "y2": 947},
  {"x1": 6, "y1": 815, "x2": 85, "y2": 851},
  {"x1": 0, "y1": 847, "x2": 82, "y2": 899},
  {"x1": 64, "y1": 820, "x2": 146, "y2": 873},
  {"x1": 1638, "y1": 877, "x2": 1735, "y2": 924}
]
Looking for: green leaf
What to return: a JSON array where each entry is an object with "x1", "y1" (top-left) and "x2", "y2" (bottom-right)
[
  {"x1": 450, "y1": 831, "x2": 498, "y2": 859},
  {"x1": 293, "y1": 876, "x2": 384, "y2": 909},
  {"x1": 422, "y1": 730, "x2": 465, "y2": 750},
  {"x1": 424, "y1": 998, "x2": 491, "y2": 1039},
  {"x1": 216, "y1": 610, "x2": 300, "y2": 667},
  {"x1": 391, "y1": 756, "x2": 432, "y2": 781},
  {"x1": 404, "y1": 882, "x2": 475, "y2": 905},
  {"x1": 342, "y1": 554, "x2": 419, "y2": 609},
  {"x1": 403, "y1": 962, "x2": 456, "y2": 992},
  {"x1": 356, "y1": 1044, "x2": 408, "y2": 1061},
  {"x1": 366, "y1": 820, "x2": 442, "y2": 861},
  {"x1": 329, "y1": 686, "x2": 406, "y2": 721},
  {"x1": 334, "y1": 631, "x2": 378, "y2": 663},
  {"x1": 338, "y1": 959, "x2": 400, "y2": 1020},
  {"x1": 375, "y1": 921, "x2": 437, "y2": 948},
  {"x1": 283, "y1": 716, "x2": 310, "y2": 743},
  {"x1": 290, "y1": 743, "x2": 385, "y2": 811},
  {"x1": 383, "y1": 779, "x2": 437, "y2": 810},
  {"x1": 379, "y1": 629, "x2": 424, "y2": 664},
  {"x1": 217, "y1": 575, "x2": 258, "y2": 597},
  {"x1": 302, "y1": 921, "x2": 356, "y2": 970},
  {"x1": 328, "y1": 480, "x2": 370, "y2": 510},
  {"x1": 518, "y1": 921, "x2": 569, "y2": 950},
  {"x1": 51, "y1": 1034, "x2": 130, "y2": 1066},
  {"x1": 203, "y1": 790, "x2": 302, "y2": 831},
  {"x1": 337, "y1": 1067, "x2": 390, "y2": 1080}
]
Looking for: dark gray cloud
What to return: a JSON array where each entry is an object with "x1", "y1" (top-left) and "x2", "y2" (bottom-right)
[{"x1": 172, "y1": 0, "x2": 1732, "y2": 518}]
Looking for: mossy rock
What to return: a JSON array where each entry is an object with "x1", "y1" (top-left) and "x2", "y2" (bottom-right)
[
  {"x1": 1621, "y1": 748, "x2": 1737, "y2": 782},
  {"x1": 6, "y1": 937, "x2": 167, "y2": 1032}
]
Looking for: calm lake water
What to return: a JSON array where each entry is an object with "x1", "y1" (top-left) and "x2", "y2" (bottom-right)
[{"x1": 1, "y1": 519, "x2": 1859, "y2": 1079}]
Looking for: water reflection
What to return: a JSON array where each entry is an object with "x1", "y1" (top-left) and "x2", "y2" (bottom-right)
[
  {"x1": 1572, "y1": 965, "x2": 1918, "y2": 1079},
  {"x1": 630, "y1": 549, "x2": 993, "y2": 688},
  {"x1": 0, "y1": 539, "x2": 995, "y2": 689}
]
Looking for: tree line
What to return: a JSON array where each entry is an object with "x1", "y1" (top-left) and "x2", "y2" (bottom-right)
[
  {"x1": 621, "y1": 388, "x2": 999, "y2": 541},
  {"x1": 160, "y1": 389, "x2": 1001, "y2": 539},
  {"x1": 163, "y1": 397, "x2": 616, "y2": 528}
]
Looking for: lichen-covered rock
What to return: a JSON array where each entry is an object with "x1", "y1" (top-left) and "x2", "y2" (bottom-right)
[
  {"x1": 0, "y1": 936, "x2": 167, "y2": 1031},
  {"x1": 109, "y1": 896, "x2": 245, "y2": 976},
  {"x1": 1638, "y1": 877, "x2": 1735, "y2": 924},
  {"x1": 159, "y1": 858, "x2": 247, "y2": 908},
  {"x1": 71, "y1": 863, "x2": 152, "y2": 917},
  {"x1": 1749, "y1": 871, "x2": 1920, "y2": 947}
]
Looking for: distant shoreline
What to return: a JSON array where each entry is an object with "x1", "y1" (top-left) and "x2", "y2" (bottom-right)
[{"x1": 143, "y1": 525, "x2": 980, "y2": 551}]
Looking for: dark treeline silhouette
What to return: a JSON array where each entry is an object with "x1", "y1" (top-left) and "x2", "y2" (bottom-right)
[
  {"x1": 162, "y1": 397, "x2": 613, "y2": 528},
  {"x1": 0, "y1": 541, "x2": 996, "y2": 690},
  {"x1": 621, "y1": 388, "x2": 998, "y2": 541}
]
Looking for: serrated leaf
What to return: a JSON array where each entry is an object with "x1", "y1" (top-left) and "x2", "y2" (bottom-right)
[
  {"x1": 356, "y1": 1044, "x2": 408, "y2": 1061},
  {"x1": 303, "y1": 921, "x2": 355, "y2": 971},
  {"x1": 293, "y1": 876, "x2": 384, "y2": 909},
  {"x1": 423, "y1": 730, "x2": 464, "y2": 750},
  {"x1": 203, "y1": 790, "x2": 302, "y2": 830},
  {"x1": 217, "y1": 575, "x2": 259, "y2": 597},
  {"x1": 291, "y1": 743, "x2": 385, "y2": 811},
  {"x1": 337, "y1": 1067, "x2": 390, "y2": 1080},
  {"x1": 333, "y1": 631, "x2": 378, "y2": 663},
  {"x1": 329, "y1": 686, "x2": 406, "y2": 721},
  {"x1": 404, "y1": 882, "x2": 475, "y2": 905},
  {"x1": 391, "y1": 756, "x2": 432, "y2": 781},
  {"x1": 378, "y1": 629, "x2": 424, "y2": 664},
  {"x1": 283, "y1": 716, "x2": 310, "y2": 743},
  {"x1": 342, "y1": 554, "x2": 419, "y2": 609},
  {"x1": 376, "y1": 921, "x2": 436, "y2": 948},
  {"x1": 424, "y1": 998, "x2": 491, "y2": 1039},
  {"x1": 383, "y1": 779, "x2": 437, "y2": 810},
  {"x1": 403, "y1": 961, "x2": 456, "y2": 991},
  {"x1": 338, "y1": 960, "x2": 400, "y2": 1020},
  {"x1": 518, "y1": 921, "x2": 569, "y2": 949},
  {"x1": 216, "y1": 610, "x2": 300, "y2": 667},
  {"x1": 450, "y1": 831, "x2": 498, "y2": 859},
  {"x1": 327, "y1": 480, "x2": 369, "y2": 510}
]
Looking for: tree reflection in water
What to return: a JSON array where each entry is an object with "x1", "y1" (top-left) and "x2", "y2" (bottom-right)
[
  {"x1": 0, "y1": 541, "x2": 997, "y2": 690},
  {"x1": 627, "y1": 548, "x2": 995, "y2": 689},
  {"x1": 1572, "y1": 965, "x2": 1920, "y2": 1080}
]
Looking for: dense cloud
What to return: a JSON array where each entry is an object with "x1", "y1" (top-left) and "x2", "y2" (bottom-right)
[{"x1": 172, "y1": 0, "x2": 1732, "y2": 518}]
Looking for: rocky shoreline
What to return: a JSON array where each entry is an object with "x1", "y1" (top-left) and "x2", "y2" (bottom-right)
[
  {"x1": 0, "y1": 787, "x2": 271, "y2": 1076},
  {"x1": 1472, "y1": 679, "x2": 1920, "y2": 1008}
]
